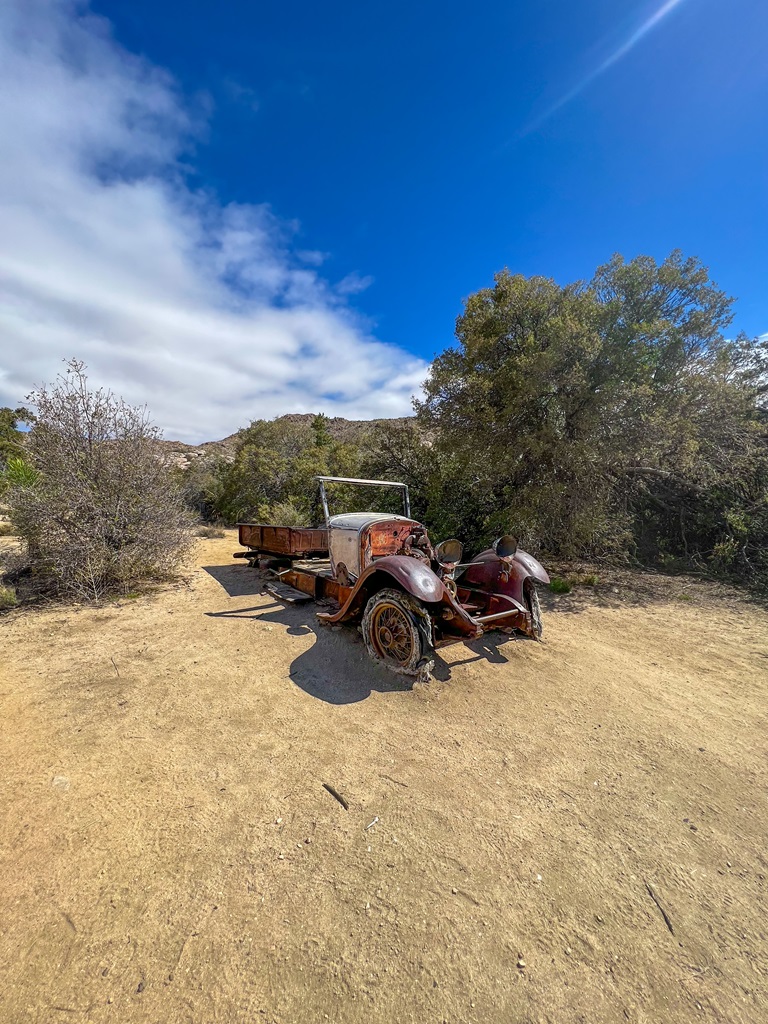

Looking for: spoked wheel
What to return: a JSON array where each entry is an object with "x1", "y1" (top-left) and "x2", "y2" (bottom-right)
[
  {"x1": 362, "y1": 588, "x2": 433, "y2": 677},
  {"x1": 525, "y1": 581, "x2": 543, "y2": 640}
]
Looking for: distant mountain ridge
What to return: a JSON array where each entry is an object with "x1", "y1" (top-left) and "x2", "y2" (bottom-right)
[
  {"x1": 272, "y1": 413, "x2": 411, "y2": 444},
  {"x1": 157, "y1": 413, "x2": 410, "y2": 470}
]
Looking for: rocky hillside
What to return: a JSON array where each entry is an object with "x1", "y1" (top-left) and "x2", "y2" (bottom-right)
[
  {"x1": 269, "y1": 413, "x2": 410, "y2": 444},
  {"x1": 153, "y1": 434, "x2": 240, "y2": 471},
  {"x1": 157, "y1": 414, "x2": 410, "y2": 471}
]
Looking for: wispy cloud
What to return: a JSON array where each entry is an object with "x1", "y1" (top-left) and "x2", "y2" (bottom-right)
[
  {"x1": 223, "y1": 77, "x2": 260, "y2": 114},
  {"x1": 527, "y1": 0, "x2": 687, "y2": 131},
  {"x1": 336, "y1": 273, "x2": 375, "y2": 297},
  {"x1": 0, "y1": 0, "x2": 427, "y2": 443}
]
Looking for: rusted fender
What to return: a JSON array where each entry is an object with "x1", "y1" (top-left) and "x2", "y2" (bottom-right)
[
  {"x1": 512, "y1": 550, "x2": 550, "y2": 585},
  {"x1": 470, "y1": 548, "x2": 549, "y2": 583},
  {"x1": 317, "y1": 555, "x2": 446, "y2": 624},
  {"x1": 461, "y1": 547, "x2": 549, "y2": 607}
]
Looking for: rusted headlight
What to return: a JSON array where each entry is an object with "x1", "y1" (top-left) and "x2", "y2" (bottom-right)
[
  {"x1": 435, "y1": 538, "x2": 464, "y2": 567},
  {"x1": 493, "y1": 535, "x2": 518, "y2": 562}
]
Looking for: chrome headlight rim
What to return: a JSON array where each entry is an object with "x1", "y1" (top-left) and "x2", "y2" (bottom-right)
[
  {"x1": 434, "y1": 537, "x2": 464, "y2": 568},
  {"x1": 493, "y1": 534, "x2": 518, "y2": 562}
]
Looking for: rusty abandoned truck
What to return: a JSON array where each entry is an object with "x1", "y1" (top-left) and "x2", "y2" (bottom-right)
[{"x1": 234, "y1": 476, "x2": 550, "y2": 678}]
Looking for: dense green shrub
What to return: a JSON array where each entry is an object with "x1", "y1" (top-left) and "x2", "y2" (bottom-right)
[{"x1": 414, "y1": 252, "x2": 768, "y2": 586}]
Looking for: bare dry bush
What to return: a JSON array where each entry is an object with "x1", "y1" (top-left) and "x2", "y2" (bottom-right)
[
  {"x1": 196, "y1": 525, "x2": 226, "y2": 539},
  {"x1": 6, "y1": 360, "x2": 194, "y2": 600}
]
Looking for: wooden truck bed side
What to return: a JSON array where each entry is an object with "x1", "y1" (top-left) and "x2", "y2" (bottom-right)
[{"x1": 237, "y1": 523, "x2": 329, "y2": 558}]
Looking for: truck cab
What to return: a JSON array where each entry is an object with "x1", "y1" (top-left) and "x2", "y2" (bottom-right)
[{"x1": 328, "y1": 512, "x2": 420, "y2": 583}]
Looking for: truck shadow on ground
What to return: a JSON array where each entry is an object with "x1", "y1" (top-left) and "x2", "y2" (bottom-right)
[
  {"x1": 205, "y1": 596, "x2": 409, "y2": 704},
  {"x1": 202, "y1": 563, "x2": 265, "y2": 598},
  {"x1": 202, "y1": 563, "x2": 521, "y2": 704}
]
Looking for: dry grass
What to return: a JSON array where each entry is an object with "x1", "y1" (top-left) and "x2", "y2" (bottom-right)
[{"x1": 196, "y1": 524, "x2": 226, "y2": 539}]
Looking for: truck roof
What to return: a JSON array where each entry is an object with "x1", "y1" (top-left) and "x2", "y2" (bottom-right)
[{"x1": 329, "y1": 512, "x2": 415, "y2": 531}]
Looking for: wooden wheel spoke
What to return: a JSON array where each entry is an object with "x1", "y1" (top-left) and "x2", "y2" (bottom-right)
[{"x1": 372, "y1": 602, "x2": 416, "y2": 665}]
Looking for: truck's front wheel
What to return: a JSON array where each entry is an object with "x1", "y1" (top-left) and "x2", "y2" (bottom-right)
[
  {"x1": 525, "y1": 580, "x2": 543, "y2": 640},
  {"x1": 362, "y1": 588, "x2": 433, "y2": 677}
]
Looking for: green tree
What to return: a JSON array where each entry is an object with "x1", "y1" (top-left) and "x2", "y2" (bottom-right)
[
  {"x1": 417, "y1": 251, "x2": 768, "y2": 582},
  {"x1": 208, "y1": 415, "x2": 364, "y2": 524},
  {"x1": 311, "y1": 413, "x2": 334, "y2": 448},
  {"x1": 0, "y1": 406, "x2": 34, "y2": 469},
  {"x1": 359, "y1": 420, "x2": 437, "y2": 527}
]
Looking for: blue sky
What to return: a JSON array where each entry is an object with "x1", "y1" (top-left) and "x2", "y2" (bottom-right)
[{"x1": 1, "y1": 0, "x2": 766, "y2": 440}]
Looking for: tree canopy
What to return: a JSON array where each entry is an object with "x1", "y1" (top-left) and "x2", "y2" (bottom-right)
[
  {"x1": 412, "y1": 251, "x2": 768, "y2": 577},
  {"x1": 0, "y1": 406, "x2": 34, "y2": 470}
]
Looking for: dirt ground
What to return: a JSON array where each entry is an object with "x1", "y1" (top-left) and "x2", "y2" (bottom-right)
[{"x1": 1, "y1": 532, "x2": 767, "y2": 1024}]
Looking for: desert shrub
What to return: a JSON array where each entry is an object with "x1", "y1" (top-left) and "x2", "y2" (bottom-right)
[
  {"x1": 178, "y1": 456, "x2": 226, "y2": 521},
  {"x1": 267, "y1": 499, "x2": 310, "y2": 527},
  {"x1": 0, "y1": 584, "x2": 17, "y2": 609},
  {"x1": 549, "y1": 578, "x2": 572, "y2": 594},
  {"x1": 2, "y1": 456, "x2": 38, "y2": 489},
  {"x1": 197, "y1": 525, "x2": 226, "y2": 539},
  {"x1": 209, "y1": 414, "x2": 364, "y2": 525},
  {"x1": 0, "y1": 522, "x2": 15, "y2": 537},
  {"x1": 5, "y1": 360, "x2": 194, "y2": 600}
]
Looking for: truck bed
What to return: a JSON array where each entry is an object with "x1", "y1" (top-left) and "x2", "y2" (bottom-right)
[{"x1": 237, "y1": 523, "x2": 328, "y2": 559}]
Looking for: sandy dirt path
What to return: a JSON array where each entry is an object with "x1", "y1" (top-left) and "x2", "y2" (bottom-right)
[{"x1": 1, "y1": 533, "x2": 767, "y2": 1023}]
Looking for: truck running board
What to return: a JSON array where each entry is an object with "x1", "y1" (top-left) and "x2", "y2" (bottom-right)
[{"x1": 264, "y1": 581, "x2": 313, "y2": 604}]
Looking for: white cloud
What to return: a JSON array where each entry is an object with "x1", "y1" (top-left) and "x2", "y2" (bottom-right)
[{"x1": 0, "y1": 0, "x2": 427, "y2": 442}]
